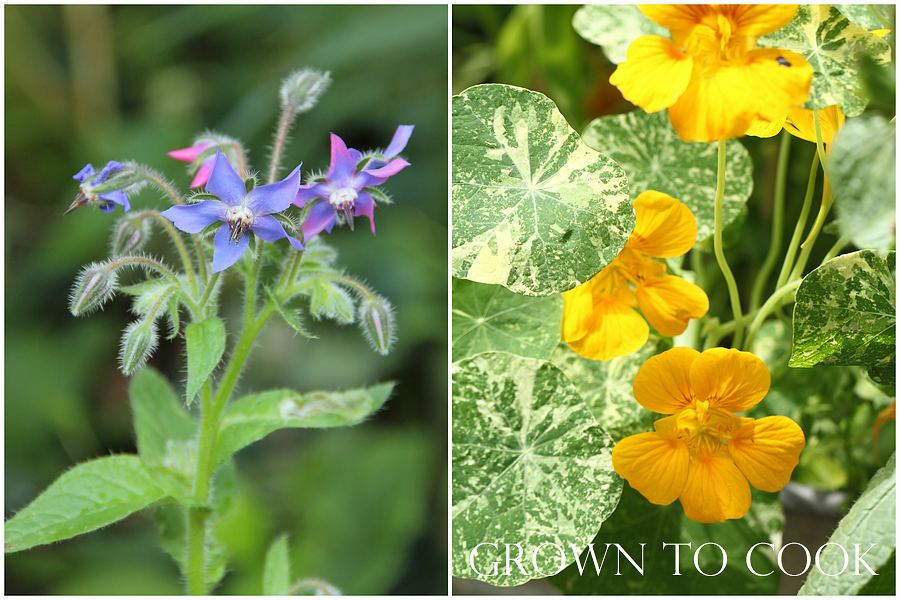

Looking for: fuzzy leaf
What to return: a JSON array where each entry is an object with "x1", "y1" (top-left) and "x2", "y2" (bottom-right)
[
  {"x1": 452, "y1": 84, "x2": 633, "y2": 296},
  {"x1": 452, "y1": 352, "x2": 622, "y2": 586},
  {"x1": 266, "y1": 287, "x2": 316, "y2": 339},
  {"x1": 303, "y1": 276, "x2": 355, "y2": 324},
  {"x1": 262, "y1": 535, "x2": 291, "y2": 596},
  {"x1": 830, "y1": 114, "x2": 896, "y2": 252},
  {"x1": 582, "y1": 110, "x2": 754, "y2": 242},
  {"x1": 214, "y1": 383, "x2": 394, "y2": 465},
  {"x1": 5, "y1": 455, "x2": 167, "y2": 553},
  {"x1": 790, "y1": 250, "x2": 895, "y2": 369},
  {"x1": 759, "y1": 5, "x2": 892, "y2": 116},
  {"x1": 572, "y1": 4, "x2": 666, "y2": 64},
  {"x1": 799, "y1": 454, "x2": 896, "y2": 595},
  {"x1": 184, "y1": 316, "x2": 226, "y2": 406},
  {"x1": 452, "y1": 277, "x2": 562, "y2": 361}
]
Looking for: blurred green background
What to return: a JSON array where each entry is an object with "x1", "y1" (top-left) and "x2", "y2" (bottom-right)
[
  {"x1": 453, "y1": 5, "x2": 895, "y2": 595},
  {"x1": 6, "y1": 4, "x2": 447, "y2": 595}
]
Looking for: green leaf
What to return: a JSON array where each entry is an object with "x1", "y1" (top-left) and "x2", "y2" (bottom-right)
[
  {"x1": 552, "y1": 487, "x2": 783, "y2": 594},
  {"x1": 214, "y1": 383, "x2": 394, "y2": 465},
  {"x1": 452, "y1": 277, "x2": 562, "y2": 362},
  {"x1": 262, "y1": 535, "x2": 291, "y2": 596},
  {"x1": 834, "y1": 4, "x2": 888, "y2": 30},
  {"x1": 582, "y1": 110, "x2": 753, "y2": 242},
  {"x1": 799, "y1": 453, "x2": 896, "y2": 595},
  {"x1": 549, "y1": 341, "x2": 656, "y2": 440},
  {"x1": 790, "y1": 250, "x2": 895, "y2": 369},
  {"x1": 452, "y1": 83, "x2": 633, "y2": 296},
  {"x1": 571, "y1": 4, "x2": 665, "y2": 64},
  {"x1": 266, "y1": 286, "x2": 316, "y2": 339},
  {"x1": 759, "y1": 5, "x2": 892, "y2": 116},
  {"x1": 184, "y1": 316, "x2": 226, "y2": 406},
  {"x1": 129, "y1": 368, "x2": 197, "y2": 499},
  {"x1": 304, "y1": 277, "x2": 355, "y2": 323},
  {"x1": 5, "y1": 455, "x2": 167, "y2": 553},
  {"x1": 452, "y1": 352, "x2": 622, "y2": 586},
  {"x1": 830, "y1": 114, "x2": 896, "y2": 252}
]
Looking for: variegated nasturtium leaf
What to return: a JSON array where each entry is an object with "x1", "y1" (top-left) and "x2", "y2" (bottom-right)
[
  {"x1": 550, "y1": 341, "x2": 656, "y2": 440},
  {"x1": 452, "y1": 352, "x2": 622, "y2": 586},
  {"x1": 582, "y1": 110, "x2": 753, "y2": 242},
  {"x1": 452, "y1": 278, "x2": 562, "y2": 362},
  {"x1": 830, "y1": 114, "x2": 896, "y2": 252},
  {"x1": 452, "y1": 84, "x2": 634, "y2": 296},
  {"x1": 759, "y1": 4, "x2": 892, "y2": 116},
  {"x1": 571, "y1": 4, "x2": 665, "y2": 64},
  {"x1": 790, "y1": 250, "x2": 895, "y2": 370},
  {"x1": 834, "y1": 4, "x2": 891, "y2": 31}
]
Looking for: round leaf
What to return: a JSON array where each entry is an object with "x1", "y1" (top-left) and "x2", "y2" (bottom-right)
[
  {"x1": 583, "y1": 110, "x2": 753, "y2": 242},
  {"x1": 452, "y1": 352, "x2": 622, "y2": 586},
  {"x1": 572, "y1": 5, "x2": 666, "y2": 64},
  {"x1": 452, "y1": 84, "x2": 633, "y2": 296}
]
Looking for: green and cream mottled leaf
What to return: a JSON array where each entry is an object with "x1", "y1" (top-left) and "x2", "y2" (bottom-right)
[
  {"x1": 799, "y1": 453, "x2": 896, "y2": 595},
  {"x1": 790, "y1": 250, "x2": 895, "y2": 369},
  {"x1": 834, "y1": 4, "x2": 890, "y2": 31},
  {"x1": 582, "y1": 110, "x2": 753, "y2": 242},
  {"x1": 5, "y1": 456, "x2": 167, "y2": 553},
  {"x1": 830, "y1": 115, "x2": 896, "y2": 252},
  {"x1": 452, "y1": 278, "x2": 562, "y2": 362},
  {"x1": 452, "y1": 84, "x2": 633, "y2": 296},
  {"x1": 759, "y1": 5, "x2": 892, "y2": 116},
  {"x1": 452, "y1": 352, "x2": 622, "y2": 586},
  {"x1": 572, "y1": 5, "x2": 665, "y2": 64},
  {"x1": 549, "y1": 342, "x2": 656, "y2": 440},
  {"x1": 214, "y1": 383, "x2": 394, "y2": 465}
]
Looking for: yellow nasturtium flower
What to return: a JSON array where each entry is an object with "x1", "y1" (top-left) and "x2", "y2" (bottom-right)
[
  {"x1": 749, "y1": 104, "x2": 846, "y2": 144},
  {"x1": 610, "y1": 5, "x2": 813, "y2": 142},
  {"x1": 613, "y1": 347, "x2": 805, "y2": 523},
  {"x1": 562, "y1": 191, "x2": 708, "y2": 361}
]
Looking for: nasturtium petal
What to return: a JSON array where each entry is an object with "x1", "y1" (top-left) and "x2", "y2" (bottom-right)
[
  {"x1": 452, "y1": 352, "x2": 622, "y2": 586},
  {"x1": 784, "y1": 105, "x2": 846, "y2": 145},
  {"x1": 758, "y1": 4, "x2": 892, "y2": 116},
  {"x1": 572, "y1": 4, "x2": 666, "y2": 64},
  {"x1": 679, "y1": 451, "x2": 751, "y2": 523},
  {"x1": 566, "y1": 296, "x2": 649, "y2": 361},
  {"x1": 626, "y1": 191, "x2": 696, "y2": 258},
  {"x1": 452, "y1": 84, "x2": 634, "y2": 296},
  {"x1": 636, "y1": 275, "x2": 709, "y2": 337},
  {"x1": 829, "y1": 115, "x2": 896, "y2": 252},
  {"x1": 583, "y1": 110, "x2": 753, "y2": 242},
  {"x1": 731, "y1": 416, "x2": 805, "y2": 492},
  {"x1": 609, "y1": 36, "x2": 694, "y2": 113},
  {"x1": 690, "y1": 348, "x2": 771, "y2": 412},
  {"x1": 452, "y1": 277, "x2": 562, "y2": 362},
  {"x1": 790, "y1": 250, "x2": 896, "y2": 370},
  {"x1": 632, "y1": 346, "x2": 698, "y2": 414},
  {"x1": 612, "y1": 431, "x2": 689, "y2": 505},
  {"x1": 731, "y1": 4, "x2": 799, "y2": 36}
]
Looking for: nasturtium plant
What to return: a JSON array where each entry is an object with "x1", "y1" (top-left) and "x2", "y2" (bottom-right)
[
  {"x1": 452, "y1": 83, "x2": 634, "y2": 296},
  {"x1": 571, "y1": 4, "x2": 665, "y2": 64},
  {"x1": 452, "y1": 352, "x2": 622, "y2": 586},
  {"x1": 5, "y1": 68, "x2": 412, "y2": 596}
]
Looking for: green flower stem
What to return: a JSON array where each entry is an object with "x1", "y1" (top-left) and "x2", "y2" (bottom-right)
[
  {"x1": 822, "y1": 235, "x2": 850, "y2": 263},
  {"x1": 267, "y1": 102, "x2": 298, "y2": 184},
  {"x1": 750, "y1": 132, "x2": 791, "y2": 312},
  {"x1": 198, "y1": 272, "x2": 221, "y2": 314},
  {"x1": 743, "y1": 279, "x2": 802, "y2": 349},
  {"x1": 277, "y1": 249, "x2": 304, "y2": 293},
  {"x1": 244, "y1": 238, "x2": 264, "y2": 324},
  {"x1": 132, "y1": 210, "x2": 200, "y2": 296},
  {"x1": 132, "y1": 164, "x2": 184, "y2": 206},
  {"x1": 690, "y1": 250, "x2": 707, "y2": 350},
  {"x1": 712, "y1": 140, "x2": 744, "y2": 348},
  {"x1": 791, "y1": 113, "x2": 833, "y2": 281},
  {"x1": 775, "y1": 151, "x2": 819, "y2": 290},
  {"x1": 193, "y1": 239, "x2": 209, "y2": 284}
]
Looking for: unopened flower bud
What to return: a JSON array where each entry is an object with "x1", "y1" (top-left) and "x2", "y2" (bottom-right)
[
  {"x1": 119, "y1": 319, "x2": 158, "y2": 375},
  {"x1": 110, "y1": 216, "x2": 151, "y2": 255},
  {"x1": 357, "y1": 294, "x2": 395, "y2": 355},
  {"x1": 280, "y1": 69, "x2": 331, "y2": 115},
  {"x1": 69, "y1": 262, "x2": 119, "y2": 316}
]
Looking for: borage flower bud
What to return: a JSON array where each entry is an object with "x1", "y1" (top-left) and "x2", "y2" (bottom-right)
[
  {"x1": 69, "y1": 262, "x2": 119, "y2": 316},
  {"x1": 280, "y1": 68, "x2": 332, "y2": 115},
  {"x1": 357, "y1": 293, "x2": 396, "y2": 356},
  {"x1": 67, "y1": 160, "x2": 140, "y2": 214},
  {"x1": 119, "y1": 319, "x2": 159, "y2": 375},
  {"x1": 168, "y1": 133, "x2": 246, "y2": 189},
  {"x1": 110, "y1": 215, "x2": 152, "y2": 256}
]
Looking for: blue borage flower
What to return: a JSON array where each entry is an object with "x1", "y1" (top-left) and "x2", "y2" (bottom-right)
[
  {"x1": 68, "y1": 161, "x2": 131, "y2": 214},
  {"x1": 162, "y1": 151, "x2": 304, "y2": 272},
  {"x1": 295, "y1": 125, "x2": 413, "y2": 240}
]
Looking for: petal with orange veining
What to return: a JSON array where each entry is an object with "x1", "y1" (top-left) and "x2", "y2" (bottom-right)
[
  {"x1": 610, "y1": 36, "x2": 694, "y2": 113},
  {"x1": 731, "y1": 416, "x2": 805, "y2": 492},
  {"x1": 679, "y1": 451, "x2": 751, "y2": 523},
  {"x1": 626, "y1": 191, "x2": 697, "y2": 258},
  {"x1": 636, "y1": 275, "x2": 709, "y2": 337},
  {"x1": 633, "y1": 347, "x2": 699, "y2": 414},
  {"x1": 613, "y1": 431, "x2": 690, "y2": 505},
  {"x1": 689, "y1": 348, "x2": 771, "y2": 412}
]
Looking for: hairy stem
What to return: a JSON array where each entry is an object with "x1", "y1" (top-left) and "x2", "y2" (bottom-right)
[
  {"x1": 775, "y1": 152, "x2": 819, "y2": 290},
  {"x1": 750, "y1": 132, "x2": 791, "y2": 311},
  {"x1": 130, "y1": 210, "x2": 199, "y2": 296},
  {"x1": 132, "y1": 164, "x2": 184, "y2": 206},
  {"x1": 712, "y1": 141, "x2": 744, "y2": 348},
  {"x1": 267, "y1": 103, "x2": 297, "y2": 184}
]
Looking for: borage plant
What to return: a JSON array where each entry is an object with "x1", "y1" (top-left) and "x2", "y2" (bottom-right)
[
  {"x1": 452, "y1": 4, "x2": 894, "y2": 596},
  {"x1": 5, "y1": 68, "x2": 413, "y2": 595}
]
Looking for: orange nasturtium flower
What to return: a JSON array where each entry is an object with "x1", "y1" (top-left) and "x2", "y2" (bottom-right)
[
  {"x1": 562, "y1": 191, "x2": 708, "y2": 361},
  {"x1": 749, "y1": 104, "x2": 846, "y2": 144},
  {"x1": 610, "y1": 5, "x2": 814, "y2": 142},
  {"x1": 613, "y1": 347, "x2": 806, "y2": 523}
]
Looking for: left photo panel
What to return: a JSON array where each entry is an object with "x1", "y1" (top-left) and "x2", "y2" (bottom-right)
[{"x1": 5, "y1": 4, "x2": 448, "y2": 595}]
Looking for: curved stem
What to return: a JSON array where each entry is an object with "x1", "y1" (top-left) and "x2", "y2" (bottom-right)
[
  {"x1": 712, "y1": 141, "x2": 744, "y2": 348},
  {"x1": 791, "y1": 114, "x2": 833, "y2": 281},
  {"x1": 130, "y1": 210, "x2": 199, "y2": 295},
  {"x1": 132, "y1": 164, "x2": 184, "y2": 205},
  {"x1": 775, "y1": 152, "x2": 819, "y2": 290},
  {"x1": 198, "y1": 271, "x2": 221, "y2": 311},
  {"x1": 267, "y1": 103, "x2": 297, "y2": 184},
  {"x1": 744, "y1": 279, "x2": 802, "y2": 349},
  {"x1": 277, "y1": 248, "x2": 304, "y2": 293},
  {"x1": 107, "y1": 254, "x2": 178, "y2": 281},
  {"x1": 822, "y1": 235, "x2": 850, "y2": 264},
  {"x1": 750, "y1": 132, "x2": 791, "y2": 311}
]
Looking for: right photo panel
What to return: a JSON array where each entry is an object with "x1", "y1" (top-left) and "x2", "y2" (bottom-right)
[{"x1": 451, "y1": 4, "x2": 896, "y2": 596}]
